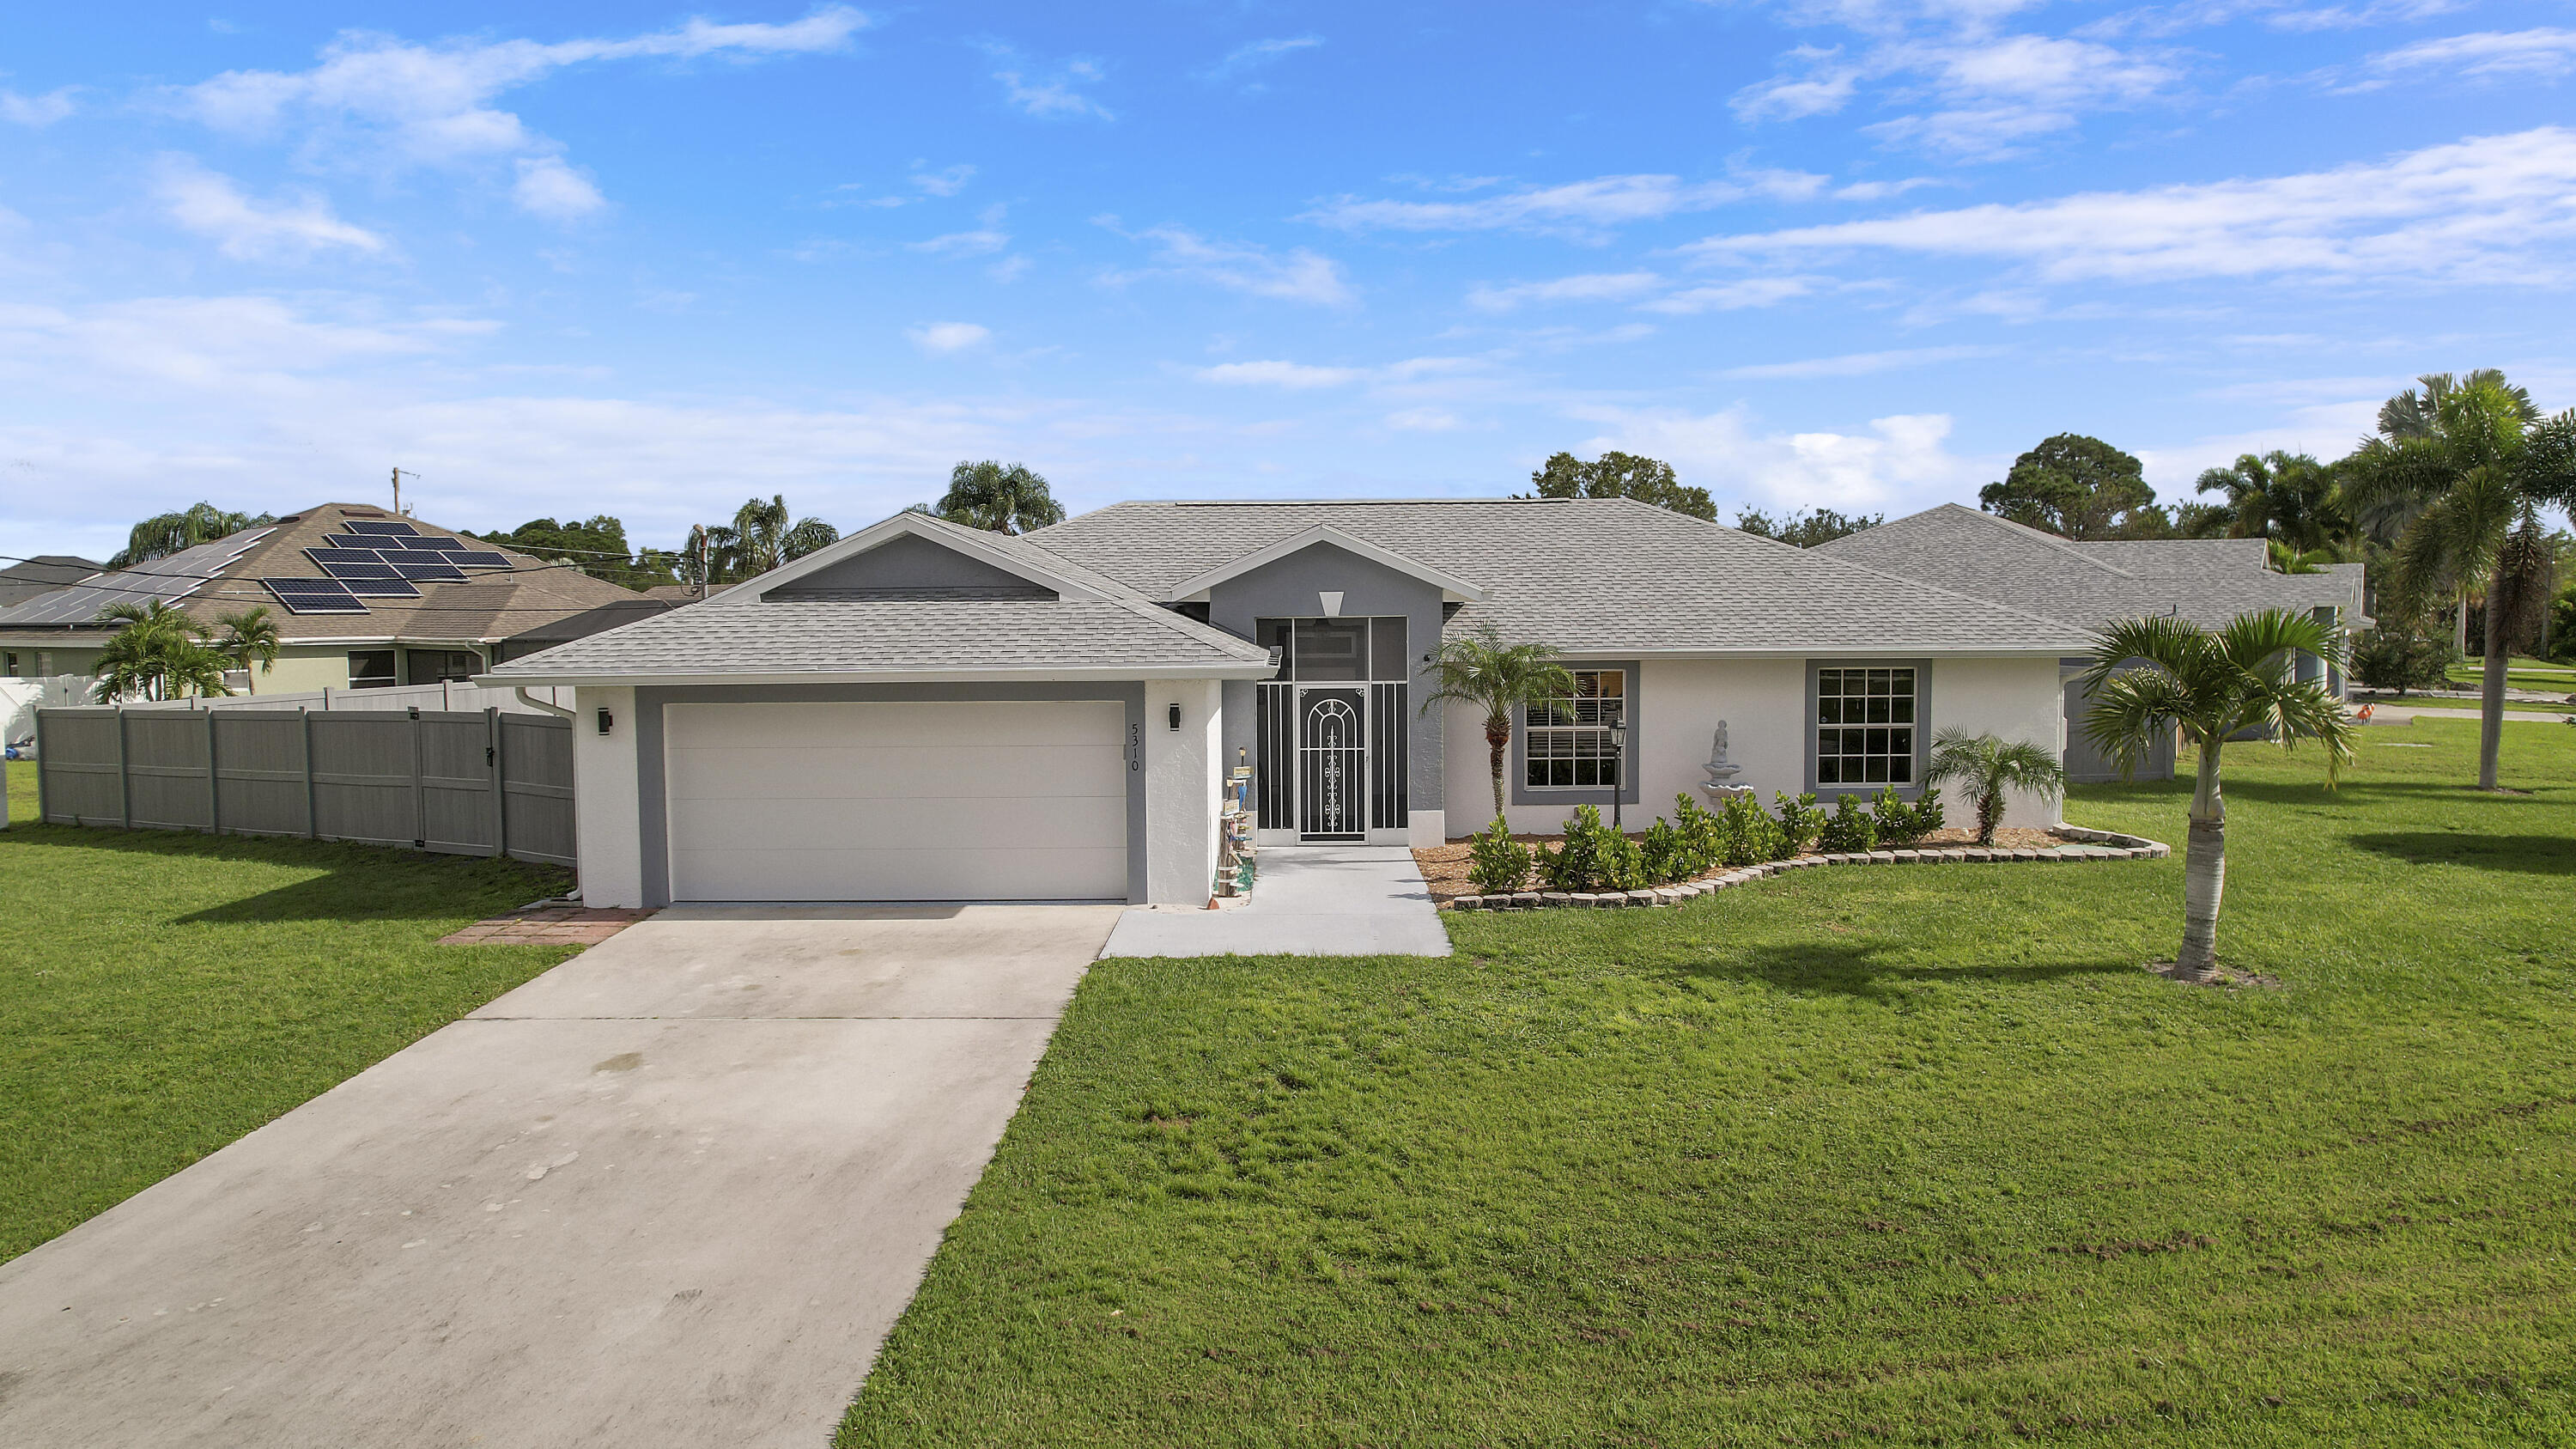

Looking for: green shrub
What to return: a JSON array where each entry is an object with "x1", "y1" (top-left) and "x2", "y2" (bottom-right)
[
  {"x1": 1539, "y1": 805, "x2": 1609, "y2": 891},
  {"x1": 1672, "y1": 794, "x2": 1723, "y2": 876},
  {"x1": 1717, "y1": 794, "x2": 1779, "y2": 867},
  {"x1": 1817, "y1": 793, "x2": 1878, "y2": 852},
  {"x1": 2351, "y1": 625, "x2": 2456, "y2": 695},
  {"x1": 1870, "y1": 785, "x2": 1944, "y2": 845},
  {"x1": 1771, "y1": 791, "x2": 1825, "y2": 857},
  {"x1": 1595, "y1": 826, "x2": 1649, "y2": 892},
  {"x1": 1467, "y1": 817, "x2": 1534, "y2": 895},
  {"x1": 1639, "y1": 818, "x2": 1687, "y2": 885}
]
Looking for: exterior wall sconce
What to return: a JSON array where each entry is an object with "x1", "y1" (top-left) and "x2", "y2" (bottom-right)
[
  {"x1": 596, "y1": 707, "x2": 614, "y2": 736},
  {"x1": 1168, "y1": 703, "x2": 1182, "y2": 731}
]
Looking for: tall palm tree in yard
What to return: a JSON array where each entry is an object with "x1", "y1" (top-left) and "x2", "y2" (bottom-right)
[
  {"x1": 89, "y1": 601, "x2": 234, "y2": 703},
  {"x1": 1925, "y1": 729, "x2": 2064, "y2": 847},
  {"x1": 2195, "y1": 450, "x2": 2345, "y2": 554},
  {"x1": 1421, "y1": 623, "x2": 1576, "y2": 821},
  {"x1": 2081, "y1": 609, "x2": 2357, "y2": 983},
  {"x1": 2342, "y1": 373, "x2": 2576, "y2": 790},
  {"x1": 106, "y1": 502, "x2": 274, "y2": 569},
  {"x1": 213, "y1": 606, "x2": 280, "y2": 694},
  {"x1": 938, "y1": 460, "x2": 1066, "y2": 535}
]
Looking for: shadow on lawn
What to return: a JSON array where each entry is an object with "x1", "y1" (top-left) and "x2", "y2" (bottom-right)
[
  {"x1": 1661, "y1": 940, "x2": 2138, "y2": 1002},
  {"x1": 4, "y1": 823, "x2": 564, "y2": 922},
  {"x1": 2346, "y1": 832, "x2": 2576, "y2": 875}
]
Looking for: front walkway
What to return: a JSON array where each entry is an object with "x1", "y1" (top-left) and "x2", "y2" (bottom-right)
[
  {"x1": 1099, "y1": 845, "x2": 1451, "y2": 958},
  {"x1": 0, "y1": 904, "x2": 1120, "y2": 1449}
]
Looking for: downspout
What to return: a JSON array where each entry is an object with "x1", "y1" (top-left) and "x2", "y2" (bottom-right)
[{"x1": 513, "y1": 686, "x2": 575, "y2": 720}]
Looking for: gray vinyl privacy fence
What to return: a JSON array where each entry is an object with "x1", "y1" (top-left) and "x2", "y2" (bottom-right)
[{"x1": 32, "y1": 707, "x2": 575, "y2": 867}]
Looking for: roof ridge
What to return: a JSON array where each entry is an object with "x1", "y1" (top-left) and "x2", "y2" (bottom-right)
[{"x1": 1904, "y1": 504, "x2": 2138, "y2": 579}]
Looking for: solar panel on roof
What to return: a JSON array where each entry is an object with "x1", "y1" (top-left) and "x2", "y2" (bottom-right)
[
  {"x1": 383, "y1": 534, "x2": 451, "y2": 549},
  {"x1": 262, "y1": 577, "x2": 368, "y2": 614},
  {"x1": 392, "y1": 557, "x2": 468, "y2": 581},
  {"x1": 413, "y1": 536, "x2": 478, "y2": 551},
  {"x1": 343, "y1": 520, "x2": 419, "y2": 536},
  {"x1": 319, "y1": 560, "x2": 401, "y2": 581},
  {"x1": 318, "y1": 535, "x2": 380, "y2": 551},
  {"x1": 447, "y1": 551, "x2": 511, "y2": 569},
  {"x1": 307, "y1": 547, "x2": 386, "y2": 568},
  {"x1": 342, "y1": 575, "x2": 421, "y2": 598}
]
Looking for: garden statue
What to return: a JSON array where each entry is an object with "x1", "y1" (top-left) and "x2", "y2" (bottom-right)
[{"x1": 1700, "y1": 720, "x2": 1751, "y2": 798}]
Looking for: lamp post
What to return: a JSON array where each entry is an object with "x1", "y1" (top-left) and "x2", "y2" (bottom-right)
[{"x1": 1608, "y1": 715, "x2": 1626, "y2": 834}]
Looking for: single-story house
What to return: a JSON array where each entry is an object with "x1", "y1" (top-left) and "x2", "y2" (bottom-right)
[
  {"x1": 1813, "y1": 505, "x2": 2367, "y2": 782},
  {"x1": 484, "y1": 499, "x2": 2095, "y2": 909},
  {"x1": 0, "y1": 556, "x2": 105, "y2": 619},
  {"x1": 0, "y1": 502, "x2": 643, "y2": 692}
]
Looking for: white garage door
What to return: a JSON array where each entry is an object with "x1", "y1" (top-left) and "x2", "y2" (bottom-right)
[{"x1": 665, "y1": 701, "x2": 1130, "y2": 902}]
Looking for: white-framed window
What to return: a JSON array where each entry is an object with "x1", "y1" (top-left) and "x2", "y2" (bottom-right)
[
  {"x1": 1816, "y1": 666, "x2": 1917, "y2": 785},
  {"x1": 1524, "y1": 668, "x2": 1625, "y2": 788}
]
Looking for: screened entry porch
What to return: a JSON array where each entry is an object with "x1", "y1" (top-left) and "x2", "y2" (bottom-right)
[{"x1": 1249, "y1": 616, "x2": 1411, "y2": 844}]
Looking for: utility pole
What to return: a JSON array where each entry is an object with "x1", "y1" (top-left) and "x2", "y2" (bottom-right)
[{"x1": 392, "y1": 467, "x2": 421, "y2": 517}]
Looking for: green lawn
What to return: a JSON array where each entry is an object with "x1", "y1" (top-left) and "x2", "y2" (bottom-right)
[
  {"x1": 1, "y1": 760, "x2": 576, "y2": 1262},
  {"x1": 2447, "y1": 655, "x2": 2576, "y2": 699},
  {"x1": 842, "y1": 719, "x2": 2576, "y2": 1446}
]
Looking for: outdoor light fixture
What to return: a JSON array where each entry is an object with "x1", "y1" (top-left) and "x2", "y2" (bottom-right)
[
  {"x1": 596, "y1": 707, "x2": 614, "y2": 736},
  {"x1": 1168, "y1": 703, "x2": 1182, "y2": 732}
]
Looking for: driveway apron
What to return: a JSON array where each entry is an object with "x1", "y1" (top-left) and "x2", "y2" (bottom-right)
[{"x1": 0, "y1": 903, "x2": 1119, "y2": 1449}]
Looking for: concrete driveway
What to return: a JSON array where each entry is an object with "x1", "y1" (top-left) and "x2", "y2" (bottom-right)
[{"x1": 0, "y1": 903, "x2": 1119, "y2": 1449}]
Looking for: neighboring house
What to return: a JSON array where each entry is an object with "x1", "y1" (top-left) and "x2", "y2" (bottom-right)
[
  {"x1": 1814, "y1": 504, "x2": 2368, "y2": 782},
  {"x1": 0, "y1": 502, "x2": 641, "y2": 692},
  {"x1": 0, "y1": 555, "x2": 105, "y2": 612},
  {"x1": 486, "y1": 499, "x2": 2093, "y2": 910}
]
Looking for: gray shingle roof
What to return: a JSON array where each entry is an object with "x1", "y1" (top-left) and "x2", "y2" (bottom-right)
[
  {"x1": 487, "y1": 511, "x2": 1273, "y2": 680},
  {"x1": 1814, "y1": 504, "x2": 2366, "y2": 636},
  {"x1": 1027, "y1": 497, "x2": 2093, "y2": 654}
]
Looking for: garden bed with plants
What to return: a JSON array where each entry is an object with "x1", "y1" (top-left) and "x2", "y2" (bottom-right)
[{"x1": 1415, "y1": 785, "x2": 2162, "y2": 910}]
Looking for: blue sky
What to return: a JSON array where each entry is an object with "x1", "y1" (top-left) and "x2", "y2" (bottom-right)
[{"x1": 5, "y1": 1, "x2": 2573, "y2": 560}]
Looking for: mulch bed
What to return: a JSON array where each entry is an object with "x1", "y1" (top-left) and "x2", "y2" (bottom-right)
[
  {"x1": 1413, "y1": 825, "x2": 2069, "y2": 904},
  {"x1": 440, "y1": 905, "x2": 657, "y2": 947}
]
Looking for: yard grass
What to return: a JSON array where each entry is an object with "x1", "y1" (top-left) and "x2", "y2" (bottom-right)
[
  {"x1": 0, "y1": 760, "x2": 576, "y2": 1262},
  {"x1": 841, "y1": 718, "x2": 2576, "y2": 1446}
]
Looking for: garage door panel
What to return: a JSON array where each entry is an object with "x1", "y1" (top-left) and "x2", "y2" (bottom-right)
[
  {"x1": 669, "y1": 794, "x2": 1129, "y2": 852},
  {"x1": 665, "y1": 700, "x2": 1124, "y2": 752},
  {"x1": 671, "y1": 847, "x2": 1128, "y2": 902},
  {"x1": 662, "y1": 699, "x2": 1132, "y2": 902},
  {"x1": 665, "y1": 745, "x2": 1125, "y2": 802}
]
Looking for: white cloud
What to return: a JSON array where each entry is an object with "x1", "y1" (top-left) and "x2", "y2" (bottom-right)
[
  {"x1": 2, "y1": 87, "x2": 76, "y2": 126},
  {"x1": 155, "y1": 157, "x2": 386, "y2": 259},
  {"x1": 0, "y1": 295, "x2": 486, "y2": 390},
  {"x1": 1574, "y1": 405, "x2": 1975, "y2": 511},
  {"x1": 911, "y1": 229, "x2": 1010, "y2": 257},
  {"x1": 1721, "y1": 344, "x2": 2001, "y2": 379},
  {"x1": 1643, "y1": 277, "x2": 1820, "y2": 314},
  {"x1": 512, "y1": 155, "x2": 605, "y2": 222},
  {"x1": 987, "y1": 254, "x2": 1032, "y2": 283},
  {"x1": 1466, "y1": 272, "x2": 1664, "y2": 311},
  {"x1": 991, "y1": 53, "x2": 1112, "y2": 119},
  {"x1": 1104, "y1": 225, "x2": 1356, "y2": 307},
  {"x1": 1301, "y1": 171, "x2": 1826, "y2": 238},
  {"x1": 174, "y1": 9, "x2": 864, "y2": 214},
  {"x1": 1200, "y1": 36, "x2": 1324, "y2": 83},
  {"x1": 908, "y1": 321, "x2": 990, "y2": 353},
  {"x1": 1733, "y1": 48, "x2": 1864, "y2": 121},
  {"x1": 1679, "y1": 128, "x2": 2576, "y2": 284},
  {"x1": 2135, "y1": 397, "x2": 2383, "y2": 490},
  {"x1": 911, "y1": 163, "x2": 975, "y2": 196},
  {"x1": 1198, "y1": 360, "x2": 1364, "y2": 388},
  {"x1": 2365, "y1": 28, "x2": 2576, "y2": 82},
  {"x1": 1384, "y1": 408, "x2": 1463, "y2": 431}
]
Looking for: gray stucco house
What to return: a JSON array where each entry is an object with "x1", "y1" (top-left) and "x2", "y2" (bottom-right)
[
  {"x1": 485, "y1": 498, "x2": 2093, "y2": 908},
  {"x1": 1814, "y1": 504, "x2": 2366, "y2": 782}
]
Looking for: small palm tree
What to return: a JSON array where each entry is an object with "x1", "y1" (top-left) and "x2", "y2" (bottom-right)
[
  {"x1": 89, "y1": 601, "x2": 233, "y2": 703},
  {"x1": 1925, "y1": 728, "x2": 2064, "y2": 847},
  {"x1": 2081, "y1": 608, "x2": 2357, "y2": 982},
  {"x1": 1420, "y1": 623, "x2": 1575, "y2": 821},
  {"x1": 939, "y1": 460, "x2": 1066, "y2": 534},
  {"x1": 212, "y1": 606, "x2": 280, "y2": 694}
]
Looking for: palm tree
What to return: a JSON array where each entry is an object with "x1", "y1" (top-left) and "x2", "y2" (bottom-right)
[
  {"x1": 782, "y1": 516, "x2": 840, "y2": 561},
  {"x1": 1420, "y1": 623, "x2": 1576, "y2": 821},
  {"x1": 2080, "y1": 609, "x2": 2357, "y2": 982},
  {"x1": 2194, "y1": 451, "x2": 2344, "y2": 553},
  {"x1": 212, "y1": 606, "x2": 281, "y2": 694},
  {"x1": 938, "y1": 460, "x2": 1066, "y2": 534},
  {"x1": 88, "y1": 601, "x2": 234, "y2": 703},
  {"x1": 1924, "y1": 728, "x2": 2064, "y2": 846},
  {"x1": 107, "y1": 502, "x2": 274, "y2": 569},
  {"x1": 2342, "y1": 373, "x2": 2576, "y2": 790}
]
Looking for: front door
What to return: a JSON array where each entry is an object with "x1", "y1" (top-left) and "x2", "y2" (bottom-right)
[{"x1": 1297, "y1": 687, "x2": 1366, "y2": 841}]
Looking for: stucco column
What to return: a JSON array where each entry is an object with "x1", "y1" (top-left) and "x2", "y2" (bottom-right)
[
  {"x1": 570, "y1": 685, "x2": 642, "y2": 908},
  {"x1": 1143, "y1": 678, "x2": 1224, "y2": 905}
]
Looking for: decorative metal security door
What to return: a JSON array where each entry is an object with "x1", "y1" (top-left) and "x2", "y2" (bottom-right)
[{"x1": 1297, "y1": 688, "x2": 1366, "y2": 841}]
